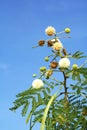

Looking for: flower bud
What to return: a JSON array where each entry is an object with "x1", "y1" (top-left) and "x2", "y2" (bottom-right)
[
  {"x1": 40, "y1": 66, "x2": 46, "y2": 72},
  {"x1": 65, "y1": 28, "x2": 71, "y2": 33},
  {"x1": 72, "y1": 64, "x2": 78, "y2": 69},
  {"x1": 44, "y1": 56, "x2": 49, "y2": 62},
  {"x1": 32, "y1": 74, "x2": 37, "y2": 78}
]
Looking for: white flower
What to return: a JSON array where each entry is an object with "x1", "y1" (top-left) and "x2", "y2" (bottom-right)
[
  {"x1": 45, "y1": 26, "x2": 56, "y2": 36},
  {"x1": 32, "y1": 79, "x2": 44, "y2": 89},
  {"x1": 52, "y1": 40, "x2": 63, "y2": 51},
  {"x1": 59, "y1": 58, "x2": 70, "y2": 68}
]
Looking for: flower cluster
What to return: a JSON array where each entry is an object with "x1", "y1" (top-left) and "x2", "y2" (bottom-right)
[
  {"x1": 32, "y1": 79, "x2": 44, "y2": 89},
  {"x1": 37, "y1": 27, "x2": 70, "y2": 52},
  {"x1": 59, "y1": 58, "x2": 70, "y2": 68},
  {"x1": 45, "y1": 26, "x2": 56, "y2": 36},
  {"x1": 32, "y1": 26, "x2": 71, "y2": 88},
  {"x1": 52, "y1": 39, "x2": 63, "y2": 51}
]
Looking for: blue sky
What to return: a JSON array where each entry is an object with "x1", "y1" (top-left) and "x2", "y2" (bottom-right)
[{"x1": 0, "y1": 0, "x2": 87, "y2": 130}]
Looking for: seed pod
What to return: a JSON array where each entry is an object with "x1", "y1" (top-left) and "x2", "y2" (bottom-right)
[
  {"x1": 50, "y1": 62, "x2": 58, "y2": 68},
  {"x1": 38, "y1": 40, "x2": 45, "y2": 46},
  {"x1": 63, "y1": 48, "x2": 67, "y2": 55}
]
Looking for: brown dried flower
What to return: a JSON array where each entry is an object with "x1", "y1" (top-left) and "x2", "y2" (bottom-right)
[
  {"x1": 47, "y1": 40, "x2": 53, "y2": 47},
  {"x1": 47, "y1": 39, "x2": 58, "y2": 47},
  {"x1": 50, "y1": 62, "x2": 58, "y2": 68},
  {"x1": 38, "y1": 40, "x2": 45, "y2": 46},
  {"x1": 45, "y1": 69, "x2": 53, "y2": 77}
]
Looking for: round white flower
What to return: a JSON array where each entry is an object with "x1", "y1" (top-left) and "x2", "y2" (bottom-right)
[
  {"x1": 32, "y1": 79, "x2": 44, "y2": 89},
  {"x1": 45, "y1": 26, "x2": 56, "y2": 36},
  {"x1": 52, "y1": 40, "x2": 63, "y2": 51},
  {"x1": 59, "y1": 58, "x2": 70, "y2": 68}
]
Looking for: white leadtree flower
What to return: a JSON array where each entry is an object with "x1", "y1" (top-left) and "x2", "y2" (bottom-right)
[
  {"x1": 32, "y1": 79, "x2": 44, "y2": 89},
  {"x1": 52, "y1": 40, "x2": 63, "y2": 51},
  {"x1": 59, "y1": 58, "x2": 70, "y2": 68},
  {"x1": 45, "y1": 26, "x2": 56, "y2": 36}
]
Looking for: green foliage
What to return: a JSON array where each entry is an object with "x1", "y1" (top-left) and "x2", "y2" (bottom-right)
[
  {"x1": 10, "y1": 50, "x2": 87, "y2": 129},
  {"x1": 10, "y1": 83, "x2": 56, "y2": 127},
  {"x1": 21, "y1": 101, "x2": 29, "y2": 117},
  {"x1": 72, "y1": 51, "x2": 87, "y2": 59}
]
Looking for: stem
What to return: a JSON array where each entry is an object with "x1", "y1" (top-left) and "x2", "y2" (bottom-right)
[
  {"x1": 32, "y1": 45, "x2": 39, "y2": 48},
  {"x1": 30, "y1": 115, "x2": 32, "y2": 130},
  {"x1": 62, "y1": 72, "x2": 68, "y2": 99},
  {"x1": 49, "y1": 77, "x2": 61, "y2": 83},
  {"x1": 52, "y1": 104, "x2": 56, "y2": 130},
  {"x1": 50, "y1": 55, "x2": 58, "y2": 63},
  {"x1": 62, "y1": 71, "x2": 69, "y2": 130},
  {"x1": 56, "y1": 31, "x2": 65, "y2": 35},
  {"x1": 40, "y1": 92, "x2": 57, "y2": 130}
]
